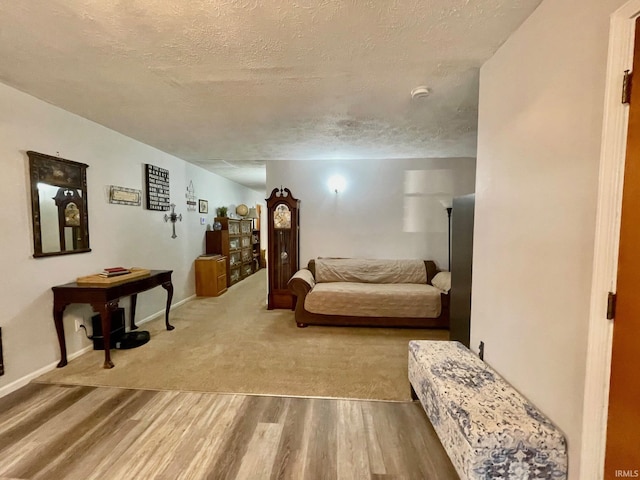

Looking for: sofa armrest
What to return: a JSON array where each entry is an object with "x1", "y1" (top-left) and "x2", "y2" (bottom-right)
[
  {"x1": 424, "y1": 260, "x2": 438, "y2": 284},
  {"x1": 288, "y1": 268, "x2": 316, "y2": 297}
]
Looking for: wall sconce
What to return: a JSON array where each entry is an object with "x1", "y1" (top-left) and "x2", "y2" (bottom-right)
[{"x1": 328, "y1": 175, "x2": 346, "y2": 194}]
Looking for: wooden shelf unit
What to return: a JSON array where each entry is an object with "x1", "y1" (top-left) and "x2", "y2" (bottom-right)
[{"x1": 205, "y1": 217, "x2": 255, "y2": 286}]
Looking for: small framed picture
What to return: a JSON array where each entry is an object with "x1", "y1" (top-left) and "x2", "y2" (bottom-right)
[{"x1": 198, "y1": 199, "x2": 209, "y2": 214}]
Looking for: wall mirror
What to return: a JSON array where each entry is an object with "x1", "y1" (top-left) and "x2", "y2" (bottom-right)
[{"x1": 28, "y1": 151, "x2": 91, "y2": 257}]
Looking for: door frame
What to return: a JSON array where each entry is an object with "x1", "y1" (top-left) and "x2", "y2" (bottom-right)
[{"x1": 581, "y1": 1, "x2": 640, "y2": 477}]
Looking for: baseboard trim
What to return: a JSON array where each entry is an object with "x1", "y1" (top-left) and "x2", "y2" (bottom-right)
[
  {"x1": 0, "y1": 294, "x2": 196, "y2": 399},
  {"x1": 132, "y1": 294, "x2": 195, "y2": 328},
  {"x1": 0, "y1": 344, "x2": 93, "y2": 399}
]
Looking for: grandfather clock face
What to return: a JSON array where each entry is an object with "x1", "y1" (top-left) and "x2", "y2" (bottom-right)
[
  {"x1": 274, "y1": 204, "x2": 291, "y2": 229},
  {"x1": 273, "y1": 204, "x2": 292, "y2": 287}
]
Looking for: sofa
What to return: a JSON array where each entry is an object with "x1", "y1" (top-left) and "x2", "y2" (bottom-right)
[{"x1": 287, "y1": 258, "x2": 450, "y2": 328}]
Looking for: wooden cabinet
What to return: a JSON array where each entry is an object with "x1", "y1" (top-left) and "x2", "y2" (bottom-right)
[
  {"x1": 205, "y1": 217, "x2": 255, "y2": 287},
  {"x1": 195, "y1": 255, "x2": 227, "y2": 296},
  {"x1": 450, "y1": 194, "x2": 475, "y2": 348}
]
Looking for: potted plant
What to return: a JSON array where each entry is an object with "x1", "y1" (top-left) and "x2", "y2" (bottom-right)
[{"x1": 216, "y1": 206, "x2": 228, "y2": 217}]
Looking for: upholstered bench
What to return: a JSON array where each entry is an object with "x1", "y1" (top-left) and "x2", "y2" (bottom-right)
[{"x1": 408, "y1": 340, "x2": 567, "y2": 480}]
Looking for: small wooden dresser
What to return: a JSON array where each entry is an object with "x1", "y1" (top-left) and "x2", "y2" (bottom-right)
[{"x1": 195, "y1": 255, "x2": 227, "y2": 296}]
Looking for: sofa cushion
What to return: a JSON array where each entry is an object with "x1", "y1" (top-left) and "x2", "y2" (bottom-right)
[
  {"x1": 431, "y1": 271, "x2": 451, "y2": 292},
  {"x1": 305, "y1": 282, "x2": 442, "y2": 318},
  {"x1": 315, "y1": 258, "x2": 427, "y2": 284}
]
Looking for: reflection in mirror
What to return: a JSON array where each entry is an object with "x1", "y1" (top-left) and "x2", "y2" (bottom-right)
[{"x1": 28, "y1": 151, "x2": 90, "y2": 257}]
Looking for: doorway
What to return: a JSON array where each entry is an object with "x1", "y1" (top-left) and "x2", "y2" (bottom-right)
[
  {"x1": 582, "y1": 1, "x2": 640, "y2": 478},
  {"x1": 603, "y1": 15, "x2": 640, "y2": 479}
]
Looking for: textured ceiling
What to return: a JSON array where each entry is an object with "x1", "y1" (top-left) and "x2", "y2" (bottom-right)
[{"x1": 0, "y1": 0, "x2": 541, "y2": 190}]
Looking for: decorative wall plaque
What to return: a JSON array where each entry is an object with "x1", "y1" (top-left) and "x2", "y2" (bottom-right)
[
  {"x1": 145, "y1": 164, "x2": 170, "y2": 211},
  {"x1": 109, "y1": 185, "x2": 142, "y2": 206},
  {"x1": 186, "y1": 180, "x2": 197, "y2": 211}
]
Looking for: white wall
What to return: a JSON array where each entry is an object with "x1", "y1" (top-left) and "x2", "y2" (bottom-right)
[
  {"x1": 267, "y1": 158, "x2": 475, "y2": 268},
  {"x1": 472, "y1": 0, "x2": 626, "y2": 477},
  {"x1": 0, "y1": 81, "x2": 264, "y2": 394}
]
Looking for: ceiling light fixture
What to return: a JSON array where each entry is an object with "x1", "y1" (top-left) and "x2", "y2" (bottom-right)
[{"x1": 411, "y1": 86, "x2": 430, "y2": 100}]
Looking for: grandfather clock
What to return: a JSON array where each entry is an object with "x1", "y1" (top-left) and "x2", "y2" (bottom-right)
[{"x1": 266, "y1": 187, "x2": 300, "y2": 309}]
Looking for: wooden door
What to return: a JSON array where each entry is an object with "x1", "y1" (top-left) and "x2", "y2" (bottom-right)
[{"x1": 604, "y1": 16, "x2": 640, "y2": 479}]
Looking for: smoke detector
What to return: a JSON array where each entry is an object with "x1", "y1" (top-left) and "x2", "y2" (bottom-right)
[{"x1": 411, "y1": 86, "x2": 430, "y2": 100}]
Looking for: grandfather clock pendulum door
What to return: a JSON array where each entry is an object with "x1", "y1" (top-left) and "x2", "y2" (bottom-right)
[{"x1": 266, "y1": 187, "x2": 300, "y2": 309}]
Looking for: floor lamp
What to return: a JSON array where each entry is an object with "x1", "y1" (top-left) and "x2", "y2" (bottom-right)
[{"x1": 439, "y1": 199, "x2": 453, "y2": 271}]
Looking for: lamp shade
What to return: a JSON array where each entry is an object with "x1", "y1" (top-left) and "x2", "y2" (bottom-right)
[{"x1": 247, "y1": 207, "x2": 258, "y2": 219}]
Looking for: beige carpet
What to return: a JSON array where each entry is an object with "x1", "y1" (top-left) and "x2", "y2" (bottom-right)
[{"x1": 35, "y1": 270, "x2": 448, "y2": 401}]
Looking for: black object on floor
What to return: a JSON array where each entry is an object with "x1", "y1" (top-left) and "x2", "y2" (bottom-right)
[
  {"x1": 115, "y1": 331, "x2": 151, "y2": 349},
  {"x1": 91, "y1": 309, "x2": 125, "y2": 350}
]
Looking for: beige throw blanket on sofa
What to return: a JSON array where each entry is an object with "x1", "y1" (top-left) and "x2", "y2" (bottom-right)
[
  {"x1": 307, "y1": 258, "x2": 441, "y2": 318},
  {"x1": 315, "y1": 258, "x2": 427, "y2": 284}
]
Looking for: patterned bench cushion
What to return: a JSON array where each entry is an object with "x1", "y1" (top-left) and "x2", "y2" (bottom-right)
[{"x1": 408, "y1": 340, "x2": 567, "y2": 480}]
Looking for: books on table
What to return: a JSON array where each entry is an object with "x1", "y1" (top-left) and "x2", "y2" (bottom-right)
[{"x1": 98, "y1": 267, "x2": 131, "y2": 278}]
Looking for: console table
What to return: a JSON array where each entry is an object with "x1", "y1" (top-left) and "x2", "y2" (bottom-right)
[{"x1": 52, "y1": 270, "x2": 174, "y2": 369}]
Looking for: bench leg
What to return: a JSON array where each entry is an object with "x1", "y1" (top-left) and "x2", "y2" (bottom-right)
[{"x1": 410, "y1": 384, "x2": 418, "y2": 401}]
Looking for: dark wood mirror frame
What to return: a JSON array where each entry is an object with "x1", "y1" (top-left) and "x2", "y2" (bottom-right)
[{"x1": 28, "y1": 151, "x2": 91, "y2": 258}]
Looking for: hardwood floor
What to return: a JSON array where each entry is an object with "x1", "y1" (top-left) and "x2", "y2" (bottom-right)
[{"x1": 0, "y1": 383, "x2": 458, "y2": 480}]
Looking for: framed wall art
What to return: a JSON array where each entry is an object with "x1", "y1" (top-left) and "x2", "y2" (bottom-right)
[
  {"x1": 198, "y1": 199, "x2": 209, "y2": 214},
  {"x1": 144, "y1": 164, "x2": 170, "y2": 211},
  {"x1": 109, "y1": 185, "x2": 142, "y2": 206},
  {"x1": 186, "y1": 180, "x2": 197, "y2": 211}
]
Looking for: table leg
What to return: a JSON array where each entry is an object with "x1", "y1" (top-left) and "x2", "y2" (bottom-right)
[
  {"x1": 161, "y1": 280, "x2": 175, "y2": 331},
  {"x1": 92, "y1": 301, "x2": 119, "y2": 369},
  {"x1": 53, "y1": 302, "x2": 69, "y2": 368},
  {"x1": 130, "y1": 294, "x2": 138, "y2": 330}
]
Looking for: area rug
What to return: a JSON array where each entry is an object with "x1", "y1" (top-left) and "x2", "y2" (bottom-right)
[{"x1": 35, "y1": 270, "x2": 449, "y2": 401}]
